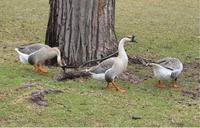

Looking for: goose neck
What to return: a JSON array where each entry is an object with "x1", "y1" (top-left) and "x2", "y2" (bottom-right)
[
  {"x1": 52, "y1": 47, "x2": 63, "y2": 66},
  {"x1": 118, "y1": 38, "x2": 127, "y2": 58}
]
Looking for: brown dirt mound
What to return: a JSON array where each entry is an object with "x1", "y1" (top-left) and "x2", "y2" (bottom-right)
[
  {"x1": 29, "y1": 89, "x2": 64, "y2": 106},
  {"x1": 16, "y1": 81, "x2": 43, "y2": 91},
  {"x1": 119, "y1": 72, "x2": 146, "y2": 84},
  {"x1": 182, "y1": 85, "x2": 200, "y2": 100}
]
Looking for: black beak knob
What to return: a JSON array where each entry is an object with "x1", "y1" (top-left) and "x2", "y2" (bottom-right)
[
  {"x1": 61, "y1": 66, "x2": 66, "y2": 72},
  {"x1": 131, "y1": 35, "x2": 137, "y2": 43}
]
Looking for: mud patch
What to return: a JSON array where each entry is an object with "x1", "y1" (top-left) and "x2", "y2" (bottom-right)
[
  {"x1": 16, "y1": 81, "x2": 43, "y2": 91},
  {"x1": 29, "y1": 89, "x2": 64, "y2": 107},
  {"x1": 119, "y1": 72, "x2": 148, "y2": 84},
  {"x1": 181, "y1": 85, "x2": 200, "y2": 100},
  {"x1": 182, "y1": 62, "x2": 200, "y2": 82},
  {"x1": 53, "y1": 71, "x2": 91, "y2": 81}
]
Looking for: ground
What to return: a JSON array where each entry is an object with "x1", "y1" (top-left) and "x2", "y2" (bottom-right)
[{"x1": 0, "y1": 0, "x2": 199, "y2": 127}]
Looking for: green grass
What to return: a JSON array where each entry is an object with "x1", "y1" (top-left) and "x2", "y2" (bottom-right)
[{"x1": 0, "y1": 0, "x2": 199, "y2": 127}]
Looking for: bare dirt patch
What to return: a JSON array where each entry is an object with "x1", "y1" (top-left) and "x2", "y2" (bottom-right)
[
  {"x1": 182, "y1": 62, "x2": 200, "y2": 82},
  {"x1": 119, "y1": 72, "x2": 145, "y2": 84},
  {"x1": 16, "y1": 81, "x2": 43, "y2": 91},
  {"x1": 29, "y1": 89, "x2": 64, "y2": 107},
  {"x1": 181, "y1": 85, "x2": 200, "y2": 100}
]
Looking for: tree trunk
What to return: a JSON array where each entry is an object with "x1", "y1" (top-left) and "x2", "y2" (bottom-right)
[{"x1": 45, "y1": 0, "x2": 117, "y2": 67}]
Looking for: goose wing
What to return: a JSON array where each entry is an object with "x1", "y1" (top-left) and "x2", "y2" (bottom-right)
[
  {"x1": 88, "y1": 57, "x2": 116, "y2": 74},
  {"x1": 156, "y1": 57, "x2": 182, "y2": 71},
  {"x1": 28, "y1": 47, "x2": 49, "y2": 65},
  {"x1": 17, "y1": 43, "x2": 50, "y2": 55}
]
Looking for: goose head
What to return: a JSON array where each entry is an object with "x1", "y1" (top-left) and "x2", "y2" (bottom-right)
[
  {"x1": 126, "y1": 35, "x2": 137, "y2": 43},
  {"x1": 51, "y1": 47, "x2": 67, "y2": 67}
]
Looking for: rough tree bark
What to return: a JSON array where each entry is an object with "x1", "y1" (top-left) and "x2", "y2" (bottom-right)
[{"x1": 45, "y1": 0, "x2": 117, "y2": 67}]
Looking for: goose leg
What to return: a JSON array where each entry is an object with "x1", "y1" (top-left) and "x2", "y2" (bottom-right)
[
  {"x1": 154, "y1": 80, "x2": 165, "y2": 88},
  {"x1": 38, "y1": 64, "x2": 48, "y2": 73},
  {"x1": 171, "y1": 79, "x2": 178, "y2": 88},
  {"x1": 34, "y1": 64, "x2": 40, "y2": 72},
  {"x1": 111, "y1": 82, "x2": 126, "y2": 93}
]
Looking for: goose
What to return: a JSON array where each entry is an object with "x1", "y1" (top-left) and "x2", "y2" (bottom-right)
[
  {"x1": 147, "y1": 57, "x2": 183, "y2": 88},
  {"x1": 87, "y1": 35, "x2": 137, "y2": 93},
  {"x1": 15, "y1": 43, "x2": 65, "y2": 73}
]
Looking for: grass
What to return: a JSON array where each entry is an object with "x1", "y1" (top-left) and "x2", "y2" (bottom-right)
[{"x1": 0, "y1": 0, "x2": 199, "y2": 127}]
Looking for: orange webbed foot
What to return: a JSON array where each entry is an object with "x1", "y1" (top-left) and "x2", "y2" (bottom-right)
[
  {"x1": 154, "y1": 80, "x2": 165, "y2": 88},
  {"x1": 38, "y1": 64, "x2": 48, "y2": 73},
  {"x1": 34, "y1": 65, "x2": 40, "y2": 73},
  {"x1": 111, "y1": 82, "x2": 126, "y2": 93},
  {"x1": 118, "y1": 89, "x2": 126, "y2": 93},
  {"x1": 171, "y1": 80, "x2": 178, "y2": 88}
]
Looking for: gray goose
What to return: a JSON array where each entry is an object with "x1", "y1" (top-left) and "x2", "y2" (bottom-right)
[
  {"x1": 15, "y1": 43, "x2": 65, "y2": 73},
  {"x1": 147, "y1": 57, "x2": 183, "y2": 88}
]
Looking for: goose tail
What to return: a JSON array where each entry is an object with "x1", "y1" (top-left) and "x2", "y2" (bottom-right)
[
  {"x1": 15, "y1": 48, "x2": 29, "y2": 64},
  {"x1": 146, "y1": 62, "x2": 166, "y2": 70},
  {"x1": 146, "y1": 62, "x2": 159, "y2": 67}
]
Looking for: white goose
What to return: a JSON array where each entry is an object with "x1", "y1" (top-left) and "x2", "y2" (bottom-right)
[
  {"x1": 15, "y1": 43, "x2": 65, "y2": 73},
  {"x1": 87, "y1": 35, "x2": 137, "y2": 93},
  {"x1": 147, "y1": 57, "x2": 183, "y2": 88}
]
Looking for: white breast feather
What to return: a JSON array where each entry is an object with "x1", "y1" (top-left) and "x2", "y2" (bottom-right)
[{"x1": 112, "y1": 57, "x2": 128, "y2": 77}]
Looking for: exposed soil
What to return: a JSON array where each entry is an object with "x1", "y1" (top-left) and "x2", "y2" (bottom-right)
[
  {"x1": 53, "y1": 71, "x2": 91, "y2": 81},
  {"x1": 29, "y1": 89, "x2": 64, "y2": 107},
  {"x1": 16, "y1": 81, "x2": 43, "y2": 91},
  {"x1": 119, "y1": 72, "x2": 145, "y2": 84},
  {"x1": 182, "y1": 62, "x2": 200, "y2": 82},
  {"x1": 181, "y1": 85, "x2": 200, "y2": 100}
]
